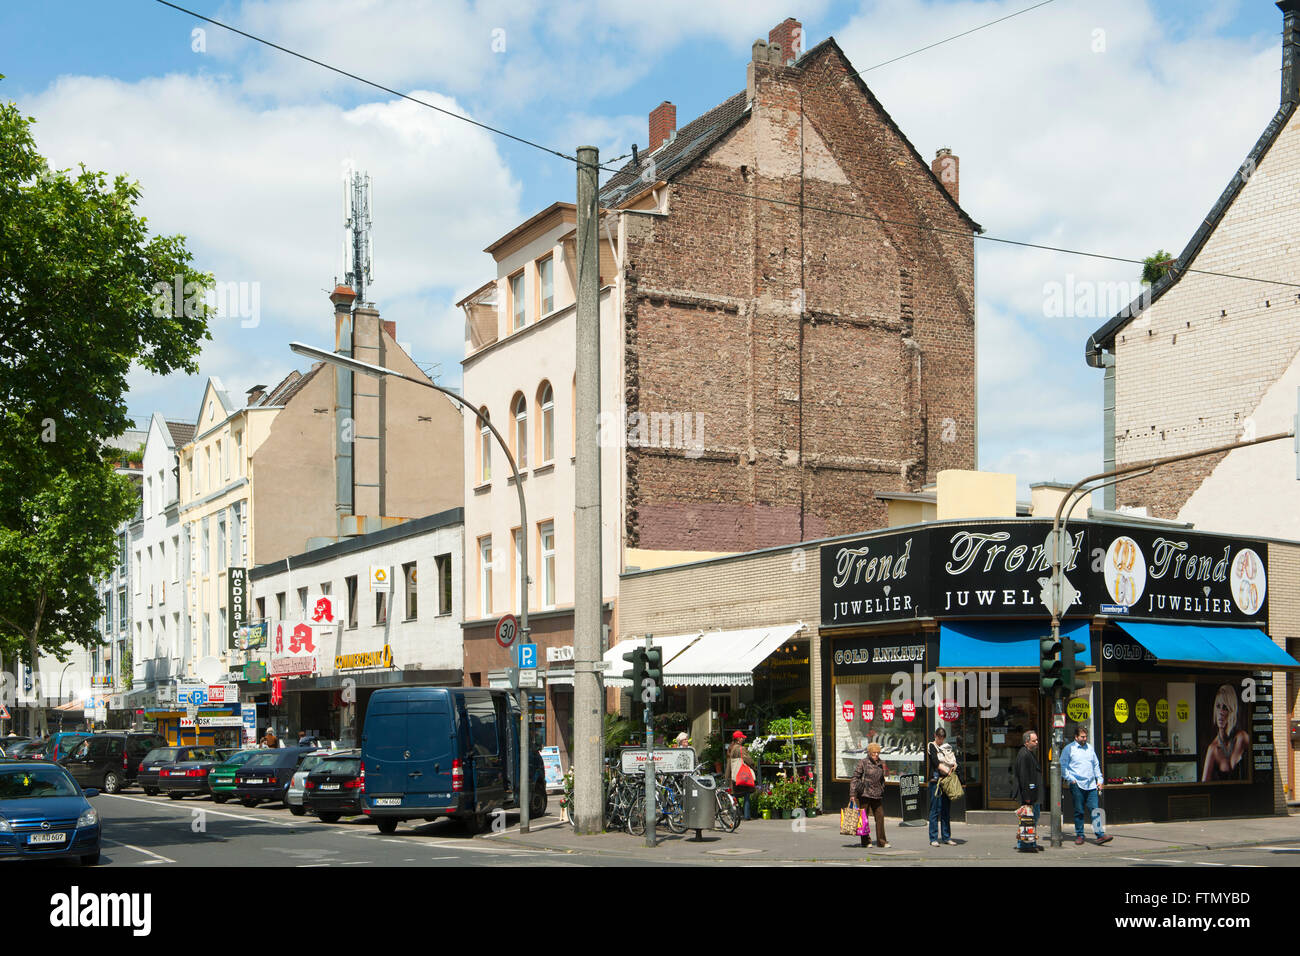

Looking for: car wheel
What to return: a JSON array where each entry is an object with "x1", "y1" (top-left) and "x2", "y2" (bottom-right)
[
  {"x1": 290, "y1": 805, "x2": 306, "y2": 816},
  {"x1": 376, "y1": 819, "x2": 399, "y2": 835},
  {"x1": 102, "y1": 771, "x2": 122, "y2": 795},
  {"x1": 212, "y1": 794, "x2": 228, "y2": 804},
  {"x1": 168, "y1": 792, "x2": 185, "y2": 800},
  {"x1": 318, "y1": 812, "x2": 341, "y2": 824},
  {"x1": 81, "y1": 851, "x2": 101, "y2": 866},
  {"x1": 145, "y1": 788, "x2": 158, "y2": 796},
  {"x1": 530, "y1": 788, "x2": 548, "y2": 819}
]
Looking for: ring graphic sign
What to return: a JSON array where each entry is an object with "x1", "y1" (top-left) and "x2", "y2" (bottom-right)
[
  {"x1": 1104, "y1": 536, "x2": 1146, "y2": 608},
  {"x1": 1230, "y1": 548, "x2": 1266, "y2": 615}
]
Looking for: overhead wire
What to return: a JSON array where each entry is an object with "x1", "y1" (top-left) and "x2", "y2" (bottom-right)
[{"x1": 152, "y1": 0, "x2": 1300, "y2": 292}]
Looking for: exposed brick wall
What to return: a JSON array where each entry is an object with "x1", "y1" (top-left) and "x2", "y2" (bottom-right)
[
  {"x1": 1115, "y1": 451, "x2": 1229, "y2": 519},
  {"x1": 624, "y1": 42, "x2": 976, "y2": 553},
  {"x1": 1267, "y1": 541, "x2": 1300, "y2": 812}
]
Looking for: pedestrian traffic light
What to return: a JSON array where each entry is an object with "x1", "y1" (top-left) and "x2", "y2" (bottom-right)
[
  {"x1": 1040, "y1": 634, "x2": 1064, "y2": 694},
  {"x1": 643, "y1": 647, "x2": 663, "y2": 707},
  {"x1": 1060, "y1": 636, "x2": 1087, "y2": 692},
  {"x1": 622, "y1": 647, "x2": 645, "y2": 688}
]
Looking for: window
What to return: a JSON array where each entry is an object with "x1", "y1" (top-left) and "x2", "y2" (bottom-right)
[
  {"x1": 537, "y1": 255, "x2": 554, "y2": 315},
  {"x1": 105, "y1": 592, "x2": 114, "y2": 636},
  {"x1": 118, "y1": 533, "x2": 127, "y2": 570},
  {"x1": 256, "y1": 597, "x2": 266, "y2": 621},
  {"x1": 404, "y1": 562, "x2": 418, "y2": 620},
  {"x1": 320, "y1": 582, "x2": 331, "y2": 596},
  {"x1": 158, "y1": 470, "x2": 165, "y2": 511},
  {"x1": 540, "y1": 521, "x2": 556, "y2": 609},
  {"x1": 346, "y1": 576, "x2": 358, "y2": 628},
  {"x1": 276, "y1": 592, "x2": 286, "y2": 621},
  {"x1": 219, "y1": 607, "x2": 227, "y2": 651},
  {"x1": 375, "y1": 589, "x2": 387, "y2": 626},
  {"x1": 202, "y1": 613, "x2": 210, "y2": 658},
  {"x1": 509, "y1": 270, "x2": 525, "y2": 330},
  {"x1": 298, "y1": 587, "x2": 308, "y2": 616},
  {"x1": 135, "y1": 550, "x2": 142, "y2": 592},
  {"x1": 512, "y1": 528, "x2": 523, "y2": 613},
  {"x1": 235, "y1": 431, "x2": 243, "y2": 476},
  {"x1": 479, "y1": 537, "x2": 493, "y2": 617},
  {"x1": 158, "y1": 541, "x2": 165, "y2": 585},
  {"x1": 436, "y1": 553, "x2": 452, "y2": 615},
  {"x1": 511, "y1": 393, "x2": 528, "y2": 470},
  {"x1": 205, "y1": 446, "x2": 211, "y2": 491},
  {"x1": 215, "y1": 440, "x2": 223, "y2": 482},
  {"x1": 538, "y1": 382, "x2": 554, "y2": 464},
  {"x1": 465, "y1": 697, "x2": 499, "y2": 756},
  {"x1": 189, "y1": 456, "x2": 196, "y2": 497},
  {"x1": 145, "y1": 476, "x2": 153, "y2": 517},
  {"x1": 230, "y1": 504, "x2": 240, "y2": 568},
  {"x1": 479, "y1": 408, "x2": 491, "y2": 483},
  {"x1": 172, "y1": 535, "x2": 180, "y2": 581},
  {"x1": 146, "y1": 546, "x2": 153, "y2": 604},
  {"x1": 217, "y1": 516, "x2": 227, "y2": 571},
  {"x1": 201, "y1": 519, "x2": 210, "y2": 574},
  {"x1": 832, "y1": 676, "x2": 925, "y2": 783}
]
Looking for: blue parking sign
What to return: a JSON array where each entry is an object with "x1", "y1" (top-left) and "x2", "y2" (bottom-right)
[{"x1": 516, "y1": 643, "x2": 538, "y2": 669}]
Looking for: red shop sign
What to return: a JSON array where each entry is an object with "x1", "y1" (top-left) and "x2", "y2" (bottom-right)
[
  {"x1": 862, "y1": 701, "x2": 874, "y2": 722},
  {"x1": 881, "y1": 701, "x2": 895, "y2": 722},
  {"x1": 939, "y1": 700, "x2": 961, "y2": 721},
  {"x1": 842, "y1": 700, "x2": 855, "y2": 722},
  {"x1": 902, "y1": 699, "x2": 916, "y2": 722}
]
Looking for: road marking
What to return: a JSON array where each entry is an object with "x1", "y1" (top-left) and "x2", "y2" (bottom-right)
[
  {"x1": 339, "y1": 860, "x2": 370, "y2": 865},
  {"x1": 103, "y1": 839, "x2": 176, "y2": 864},
  {"x1": 103, "y1": 793, "x2": 300, "y2": 827},
  {"x1": 483, "y1": 819, "x2": 567, "y2": 838},
  {"x1": 1257, "y1": 846, "x2": 1300, "y2": 852},
  {"x1": 297, "y1": 863, "x2": 331, "y2": 867}
]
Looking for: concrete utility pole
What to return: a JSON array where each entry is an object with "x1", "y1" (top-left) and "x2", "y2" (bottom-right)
[
  {"x1": 1046, "y1": 428, "x2": 1294, "y2": 847},
  {"x1": 573, "y1": 145, "x2": 605, "y2": 834}
]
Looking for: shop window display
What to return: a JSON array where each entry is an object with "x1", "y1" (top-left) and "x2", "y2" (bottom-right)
[
  {"x1": 1101, "y1": 677, "x2": 1205, "y2": 785},
  {"x1": 834, "y1": 679, "x2": 926, "y2": 783}
]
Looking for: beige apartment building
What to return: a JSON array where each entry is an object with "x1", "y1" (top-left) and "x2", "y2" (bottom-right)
[{"x1": 177, "y1": 287, "x2": 464, "y2": 680}]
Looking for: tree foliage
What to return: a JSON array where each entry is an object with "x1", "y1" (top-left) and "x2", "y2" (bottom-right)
[{"x1": 1142, "y1": 249, "x2": 1174, "y2": 285}]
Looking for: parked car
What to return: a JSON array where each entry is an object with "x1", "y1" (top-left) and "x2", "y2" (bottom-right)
[
  {"x1": 157, "y1": 748, "x2": 238, "y2": 799},
  {"x1": 0, "y1": 761, "x2": 102, "y2": 865},
  {"x1": 303, "y1": 751, "x2": 364, "y2": 823},
  {"x1": 232, "y1": 747, "x2": 315, "y2": 807},
  {"x1": 137, "y1": 746, "x2": 216, "y2": 796},
  {"x1": 285, "y1": 750, "x2": 335, "y2": 816},
  {"x1": 59, "y1": 732, "x2": 166, "y2": 794},
  {"x1": 208, "y1": 749, "x2": 263, "y2": 803},
  {"x1": 0, "y1": 738, "x2": 34, "y2": 758},
  {"x1": 360, "y1": 687, "x2": 546, "y2": 834},
  {"x1": 2, "y1": 740, "x2": 46, "y2": 761},
  {"x1": 34, "y1": 733, "x2": 92, "y2": 763}
]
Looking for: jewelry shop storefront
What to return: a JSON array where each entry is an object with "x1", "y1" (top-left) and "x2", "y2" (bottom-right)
[{"x1": 820, "y1": 519, "x2": 1300, "y2": 823}]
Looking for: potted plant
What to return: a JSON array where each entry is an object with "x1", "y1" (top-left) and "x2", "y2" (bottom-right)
[
  {"x1": 753, "y1": 786, "x2": 774, "y2": 820},
  {"x1": 700, "y1": 730, "x2": 725, "y2": 774}
]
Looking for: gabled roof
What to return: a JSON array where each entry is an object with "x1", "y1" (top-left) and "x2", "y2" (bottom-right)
[
  {"x1": 1086, "y1": 99, "x2": 1299, "y2": 358},
  {"x1": 257, "y1": 363, "x2": 323, "y2": 408},
  {"x1": 165, "y1": 420, "x2": 195, "y2": 447},
  {"x1": 599, "y1": 37, "x2": 981, "y2": 235}
]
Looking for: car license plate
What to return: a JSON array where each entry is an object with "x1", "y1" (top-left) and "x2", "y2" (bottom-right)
[
  {"x1": 246, "y1": 778, "x2": 266, "y2": 784},
  {"x1": 373, "y1": 797, "x2": 400, "y2": 806},
  {"x1": 27, "y1": 832, "x2": 66, "y2": 845},
  {"x1": 321, "y1": 784, "x2": 340, "y2": 790}
]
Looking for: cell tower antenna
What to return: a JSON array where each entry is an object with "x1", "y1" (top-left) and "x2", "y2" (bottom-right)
[{"x1": 343, "y1": 169, "x2": 374, "y2": 306}]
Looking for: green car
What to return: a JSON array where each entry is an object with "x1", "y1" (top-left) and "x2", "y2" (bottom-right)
[{"x1": 208, "y1": 749, "x2": 263, "y2": 803}]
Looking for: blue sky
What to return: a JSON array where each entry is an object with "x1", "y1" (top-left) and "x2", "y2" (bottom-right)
[{"x1": 0, "y1": 0, "x2": 1287, "y2": 494}]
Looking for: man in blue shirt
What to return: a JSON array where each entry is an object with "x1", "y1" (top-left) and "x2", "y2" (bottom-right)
[{"x1": 1059, "y1": 727, "x2": 1112, "y2": 845}]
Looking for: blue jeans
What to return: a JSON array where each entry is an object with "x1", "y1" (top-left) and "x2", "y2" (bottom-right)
[
  {"x1": 735, "y1": 786, "x2": 754, "y2": 820},
  {"x1": 928, "y1": 782, "x2": 951, "y2": 841},
  {"x1": 1069, "y1": 783, "x2": 1104, "y2": 837}
]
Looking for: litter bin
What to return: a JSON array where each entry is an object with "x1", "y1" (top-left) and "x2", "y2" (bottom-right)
[{"x1": 683, "y1": 773, "x2": 716, "y2": 839}]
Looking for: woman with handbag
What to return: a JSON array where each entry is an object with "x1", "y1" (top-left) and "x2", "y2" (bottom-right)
[
  {"x1": 927, "y1": 726, "x2": 959, "y2": 847},
  {"x1": 850, "y1": 741, "x2": 890, "y2": 848},
  {"x1": 728, "y1": 731, "x2": 758, "y2": 820}
]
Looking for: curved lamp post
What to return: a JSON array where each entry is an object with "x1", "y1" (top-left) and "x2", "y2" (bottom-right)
[{"x1": 289, "y1": 342, "x2": 535, "y2": 832}]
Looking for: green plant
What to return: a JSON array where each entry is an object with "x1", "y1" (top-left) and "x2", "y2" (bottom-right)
[
  {"x1": 1142, "y1": 249, "x2": 1174, "y2": 285},
  {"x1": 603, "y1": 713, "x2": 639, "y2": 756},
  {"x1": 763, "y1": 708, "x2": 813, "y2": 737},
  {"x1": 651, "y1": 711, "x2": 688, "y2": 736},
  {"x1": 699, "y1": 730, "x2": 725, "y2": 767}
]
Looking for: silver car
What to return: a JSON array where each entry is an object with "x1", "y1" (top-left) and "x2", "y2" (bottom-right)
[{"x1": 285, "y1": 750, "x2": 334, "y2": 815}]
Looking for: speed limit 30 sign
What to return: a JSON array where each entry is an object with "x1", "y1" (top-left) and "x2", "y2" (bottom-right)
[{"x1": 495, "y1": 614, "x2": 519, "y2": 648}]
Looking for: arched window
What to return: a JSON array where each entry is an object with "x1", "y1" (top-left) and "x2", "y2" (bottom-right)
[
  {"x1": 537, "y1": 381, "x2": 554, "y2": 464},
  {"x1": 479, "y1": 408, "x2": 492, "y2": 483},
  {"x1": 511, "y1": 393, "x2": 528, "y2": 470}
]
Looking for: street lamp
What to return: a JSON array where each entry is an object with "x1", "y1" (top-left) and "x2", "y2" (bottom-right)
[{"x1": 288, "y1": 341, "x2": 536, "y2": 832}]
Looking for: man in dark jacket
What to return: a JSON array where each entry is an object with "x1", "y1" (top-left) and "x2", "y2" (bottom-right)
[{"x1": 1011, "y1": 731, "x2": 1042, "y2": 848}]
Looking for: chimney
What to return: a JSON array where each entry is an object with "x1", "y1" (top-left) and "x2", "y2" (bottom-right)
[
  {"x1": 330, "y1": 284, "x2": 356, "y2": 315},
  {"x1": 768, "y1": 18, "x2": 803, "y2": 65},
  {"x1": 649, "y1": 101, "x2": 676, "y2": 152},
  {"x1": 1281, "y1": 1, "x2": 1300, "y2": 107},
  {"x1": 382, "y1": 320, "x2": 396, "y2": 340},
  {"x1": 246, "y1": 384, "x2": 268, "y2": 406},
  {"x1": 931, "y1": 148, "x2": 959, "y2": 204}
]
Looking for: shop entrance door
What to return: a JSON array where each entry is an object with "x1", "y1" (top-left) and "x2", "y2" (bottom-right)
[{"x1": 984, "y1": 685, "x2": 1040, "y2": 810}]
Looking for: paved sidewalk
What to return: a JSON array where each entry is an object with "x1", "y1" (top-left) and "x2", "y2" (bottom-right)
[{"x1": 484, "y1": 811, "x2": 1300, "y2": 865}]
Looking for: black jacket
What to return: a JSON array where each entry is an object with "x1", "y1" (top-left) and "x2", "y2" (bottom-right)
[{"x1": 1011, "y1": 745, "x2": 1042, "y2": 805}]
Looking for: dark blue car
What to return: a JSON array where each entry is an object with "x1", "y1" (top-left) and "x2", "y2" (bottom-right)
[{"x1": 0, "y1": 762, "x2": 102, "y2": 865}]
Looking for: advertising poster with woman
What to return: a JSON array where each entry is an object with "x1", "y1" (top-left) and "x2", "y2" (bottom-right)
[{"x1": 1201, "y1": 682, "x2": 1251, "y2": 782}]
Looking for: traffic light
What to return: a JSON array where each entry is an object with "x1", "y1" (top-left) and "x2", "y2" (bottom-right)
[
  {"x1": 643, "y1": 648, "x2": 663, "y2": 706},
  {"x1": 622, "y1": 647, "x2": 645, "y2": 688},
  {"x1": 1040, "y1": 634, "x2": 1064, "y2": 694},
  {"x1": 1060, "y1": 636, "x2": 1087, "y2": 693}
]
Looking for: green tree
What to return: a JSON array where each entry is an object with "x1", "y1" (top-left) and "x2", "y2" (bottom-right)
[
  {"x1": 1142, "y1": 249, "x2": 1174, "y2": 285},
  {"x1": 0, "y1": 86, "x2": 210, "y2": 732}
]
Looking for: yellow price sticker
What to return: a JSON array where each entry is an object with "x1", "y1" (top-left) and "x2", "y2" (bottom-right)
[
  {"x1": 1135, "y1": 699, "x2": 1150, "y2": 723},
  {"x1": 1114, "y1": 698, "x2": 1129, "y2": 724},
  {"x1": 1176, "y1": 700, "x2": 1190, "y2": 722},
  {"x1": 1066, "y1": 698, "x2": 1090, "y2": 722},
  {"x1": 1155, "y1": 699, "x2": 1169, "y2": 723}
]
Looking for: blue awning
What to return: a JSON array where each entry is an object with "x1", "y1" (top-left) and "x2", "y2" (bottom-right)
[
  {"x1": 1116, "y1": 622, "x2": 1300, "y2": 670},
  {"x1": 938, "y1": 620, "x2": 1092, "y2": 670}
]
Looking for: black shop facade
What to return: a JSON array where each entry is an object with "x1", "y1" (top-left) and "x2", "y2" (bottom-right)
[{"x1": 819, "y1": 518, "x2": 1296, "y2": 824}]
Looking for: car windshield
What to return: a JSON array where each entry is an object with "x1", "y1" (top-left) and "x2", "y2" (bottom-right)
[
  {"x1": 322, "y1": 758, "x2": 360, "y2": 775},
  {"x1": 143, "y1": 748, "x2": 182, "y2": 764},
  {"x1": 221, "y1": 751, "x2": 260, "y2": 767},
  {"x1": 0, "y1": 768, "x2": 80, "y2": 799},
  {"x1": 242, "y1": 753, "x2": 277, "y2": 769},
  {"x1": 299, "y1": 755, "x2": 325, "y2": 773}
]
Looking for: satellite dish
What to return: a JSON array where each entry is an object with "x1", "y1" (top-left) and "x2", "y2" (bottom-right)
[{"x1": 196, "y1": 656, "x2": 223, "y2": 684}]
